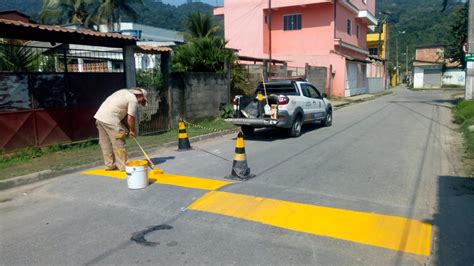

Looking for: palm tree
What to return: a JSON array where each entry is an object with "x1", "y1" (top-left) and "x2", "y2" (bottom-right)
[
  {"x1": 185, "y1": 12, "x2": 220, "y2": 39},
  {"x1": 0, "y1": 39, "x2": 40, "y2": 72},
  {"x1": 93, "y1": 0, "x2": 144, "y2": 31},
  {"x1": 40, "y1": 0, "x2": 93, "y2": 26}
]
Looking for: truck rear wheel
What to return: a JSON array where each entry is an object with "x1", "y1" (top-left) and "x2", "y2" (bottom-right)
[
  {"x1": 288, "y1": 115, "x2": 302, "y2": 137},
  {"x1": 241, "y1": 126, "x2": 255, "y2": 136}
]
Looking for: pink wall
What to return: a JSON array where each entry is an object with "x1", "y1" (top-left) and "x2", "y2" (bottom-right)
[
  {"x1": 217, "y1": 0, "x2": 375, "y2": 97},
  {"x1": 335, "y1": 2, "x2": 367, "y2": 49},
  {"x1": 351, "y1": 0, "x2": 375, "y2": 14},
  {"x1": 263, "y1": 4, "x2": 335, "y2": 56}
]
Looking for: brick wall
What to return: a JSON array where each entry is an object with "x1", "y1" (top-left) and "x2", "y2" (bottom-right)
[
  {"x1": 415, "y1": 47, "x2": 445, "y2": 63},
  {"x1": 169, "y1": 72, "x2": 229, "y2": 125}
]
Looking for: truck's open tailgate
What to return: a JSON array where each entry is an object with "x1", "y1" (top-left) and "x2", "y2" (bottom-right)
[{"x1": 225, "y1": 118, "x2": 278, "y2": 126}]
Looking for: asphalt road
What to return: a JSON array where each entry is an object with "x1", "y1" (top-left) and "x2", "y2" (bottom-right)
[{"x1": 1, "y1": 88, "x2": 473, "y2": 265}]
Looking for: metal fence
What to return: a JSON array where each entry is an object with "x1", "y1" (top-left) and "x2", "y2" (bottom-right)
[
  {"x1": 138, "y1": 90, "x2": 170, "y2": 136},
  {"x1": 0, "y1": 43, "x2": 124, "y2": 73}
]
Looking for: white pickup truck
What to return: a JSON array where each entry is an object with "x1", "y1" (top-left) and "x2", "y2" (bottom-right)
[{"x1": 226, "y1": 80, "x2": 332, "y2": 137}]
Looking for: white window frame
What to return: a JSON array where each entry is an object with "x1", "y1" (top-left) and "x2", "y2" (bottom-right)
[{"x1": 283, "y1": 13, "x2": 302, "y2": 31}]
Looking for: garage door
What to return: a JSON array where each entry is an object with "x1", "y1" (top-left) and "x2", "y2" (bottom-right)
[{"x1": 423, "y1": 69, "x2": 442, "y2": 88}]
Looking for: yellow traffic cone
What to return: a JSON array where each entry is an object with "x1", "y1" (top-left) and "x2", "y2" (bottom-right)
[
  {"x1": 226, "y1": 131, "x2": 255, "y2": 180},
  {"x1": 178, "y1": 119, "x2": 192, "y2": 151}
]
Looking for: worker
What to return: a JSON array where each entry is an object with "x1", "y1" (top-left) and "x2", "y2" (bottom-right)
[{"x1": 94, "y1": 87, "x2": 149, "y2": 171}]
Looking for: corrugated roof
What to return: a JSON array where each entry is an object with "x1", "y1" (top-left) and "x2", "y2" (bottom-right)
[{"x1": 0, "y1": 18, "x2": 135, "y2": 41}]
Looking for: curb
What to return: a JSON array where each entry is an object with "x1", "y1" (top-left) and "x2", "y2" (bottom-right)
[
  {"x1": 0, "y1": 128, "x2": 240, "y2": 191},
  {"x1": 333, "y1": 90, "x2": 393, "y2": 110}
]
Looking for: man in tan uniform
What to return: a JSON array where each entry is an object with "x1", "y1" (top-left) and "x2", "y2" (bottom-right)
[{"x1": 94, "y1": 88, "x2": 148, "y2": 171}]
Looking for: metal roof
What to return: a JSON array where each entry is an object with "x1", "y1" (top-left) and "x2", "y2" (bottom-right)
[{"x1": 0, "y1": 19, "x2": 136, "y2": 48}]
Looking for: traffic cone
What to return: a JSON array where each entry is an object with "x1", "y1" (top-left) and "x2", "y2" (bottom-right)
[
  {"x1": 226, "y1": 132, "x2": 255, "y2": 181},
  {"x1": 178, "y1": 119, "x2": 192, "y2": 151}
]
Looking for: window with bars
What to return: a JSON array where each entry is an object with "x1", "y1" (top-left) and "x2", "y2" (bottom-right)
[{"x1": 283, "y1": 14, "x2": 302, "y2": 31}]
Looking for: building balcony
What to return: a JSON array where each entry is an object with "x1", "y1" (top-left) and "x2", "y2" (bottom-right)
[{"x1": 367, "y1": 33, "x2": 385, "y2": 42}]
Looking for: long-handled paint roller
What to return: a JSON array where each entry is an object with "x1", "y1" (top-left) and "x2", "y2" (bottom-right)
[
  {"x1": 261, "y1": 71, "x2": 271, "y2": 115},
  {"x1": 131, "y1": 136, "x2": 164, "y2": 176}
]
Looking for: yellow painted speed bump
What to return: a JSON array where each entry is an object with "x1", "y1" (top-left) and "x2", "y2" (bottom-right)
[
  {"x1": 82, "y1": 169, "x2": 232, "y2": 191},
  {"x1": 225, "y1": 131, "x2": 255, "y2": 181},
  {"x1": 189, "y1": 191, "x2": 432, "y2": 256},
  {"x1": 178, "y1": 119, "x2": 192, "y2": 151}
]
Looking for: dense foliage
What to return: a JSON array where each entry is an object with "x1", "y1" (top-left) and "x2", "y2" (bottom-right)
[
  {"x1": 0, "y1": 0, "x2": 217, "y2": 32},
  {"x1": 376, "y1": 0, "x2": 468, "y2": 71}
]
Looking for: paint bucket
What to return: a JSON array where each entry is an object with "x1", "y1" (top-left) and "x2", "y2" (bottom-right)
[{"x1": 125, "y1": 160, "x2": 149, "y2": 189}]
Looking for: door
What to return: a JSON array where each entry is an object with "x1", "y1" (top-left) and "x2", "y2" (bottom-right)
[
  {"x1": 300, "y1": 83, "x2": 323, "y2": 122},
  {"x1": 307, "y1": 84, "x2": 326, "y2": 121},
  {"x1": 423, "y1": 68, "x2": 442, "y2": 88}
]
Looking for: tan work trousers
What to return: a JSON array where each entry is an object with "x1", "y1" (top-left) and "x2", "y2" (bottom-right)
[{"x1": 96, "y1": 120, "x2": 128, "y2": 170}]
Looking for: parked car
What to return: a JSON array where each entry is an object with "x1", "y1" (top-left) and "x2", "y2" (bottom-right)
[{"x1": 226, "y1": 79, "x2": 332, "y2": 137}]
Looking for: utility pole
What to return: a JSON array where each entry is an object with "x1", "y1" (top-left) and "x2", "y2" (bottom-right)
[
  {"x1": 268, "y1": 0, "x2": 272, "y2": 74},
  {"x1": 405, "y1": 45, "x2": 409, "y2": 83},
  {"x1": 396, "y1": 37, "x2": 399, "y2": 85},
  {"x1": 466, "y1": 0, "x2": 474, "y2": 99}
]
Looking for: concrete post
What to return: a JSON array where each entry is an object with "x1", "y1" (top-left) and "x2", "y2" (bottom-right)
[
  {"x1": 466, "y1": 0, "x2": 474, "y2": 100},
  {"x1": 123, "y1": 45, "x2": 137, "y2": 88}
]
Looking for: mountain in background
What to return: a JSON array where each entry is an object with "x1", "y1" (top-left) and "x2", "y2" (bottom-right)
[
  {"x1": 0, "y1": 0, "x2": 467, "y2": 68},
  {"x1": 375, "y1": 0, "x2": 466, "y2": 68}
]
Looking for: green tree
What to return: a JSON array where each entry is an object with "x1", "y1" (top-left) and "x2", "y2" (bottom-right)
[
  {"x1": 185, "y1": 12, "x2": 220, "y2": 39},
  {"x1": 0, "y1": 39, "x2": 40, "y2": 72},
  {"x1": 93, "y1": 0, "x2": 144, "y2": 31},
  {"x1": 172, "y1": 37, "x2": 236, "y2": 72},
  {"x1": 446, "y1": 3, "x2": 468, "y2": 68},
  {"x1": 40, "y1": 0, "x2": 94, "y2": 26}
]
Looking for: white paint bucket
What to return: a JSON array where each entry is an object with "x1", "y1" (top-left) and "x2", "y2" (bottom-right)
[{"x1": 125, "y1": 160, "x2": 149, "y2": 189}]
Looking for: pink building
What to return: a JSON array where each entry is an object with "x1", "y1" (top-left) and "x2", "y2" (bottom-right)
[{"x1": 214, "y1": 0, "x2": 377, "y2": 97}]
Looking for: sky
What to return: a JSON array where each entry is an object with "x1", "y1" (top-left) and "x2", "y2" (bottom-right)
[{"x1": 162, "y1": 0, "x2": 223, "y2": 6}]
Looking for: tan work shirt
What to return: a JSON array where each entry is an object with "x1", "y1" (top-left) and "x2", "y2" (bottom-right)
[{"x1": 94, "y1": 89, "x2": 138, "y2": 129}]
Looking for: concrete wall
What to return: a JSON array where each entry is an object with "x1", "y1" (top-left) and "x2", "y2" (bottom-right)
[
  {"x1": 442, "y1": 68, "x2": 466, "y2": 86},
  {"x1": 414, "y1": 67, "x2": 424, "y2": 89},
  {"x1": 169, "y1": 72, "x2": 229, "y2": 125},
  {"x1": 305, "y1": 65, "x2": 327, "y2": 94}
]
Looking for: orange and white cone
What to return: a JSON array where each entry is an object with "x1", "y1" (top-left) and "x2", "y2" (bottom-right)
[{"x1": 226, "y1": 132, "x2": 255, "y2": 180}]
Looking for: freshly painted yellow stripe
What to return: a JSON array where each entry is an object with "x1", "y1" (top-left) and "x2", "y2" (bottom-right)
[
  {"x1": 188, "y1": 191, "x2": 432, "y2": 256},
  {"x1": 81, "y1": 169, "x2": 232, "y2": 191},
  {"x1": 179, "y1": 133, "x2": 188, "y2": 139}
]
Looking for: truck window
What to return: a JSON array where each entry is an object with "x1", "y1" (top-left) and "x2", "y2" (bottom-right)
[{"x1": 255, "y1": 84, "x2": 299, "y2": 96}]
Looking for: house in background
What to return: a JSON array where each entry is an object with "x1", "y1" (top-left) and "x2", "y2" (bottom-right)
[
  {"x1": 98, "y1": 22, "x2": 184, "y2": 70},
  {"x1": 366, "y1": 23, "x2": 389, "y2": 93},
  {"x1": 0, "y1": 10, "x2": 37, "y2": 24},
  {"x1": 214, "y1": 0, "x2": 377, "y2": 97},
  {"x1": 413, "y1": 45, "x2": 445, "y2": 89}
]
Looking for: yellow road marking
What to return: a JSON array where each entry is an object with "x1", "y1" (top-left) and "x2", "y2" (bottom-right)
[
  {"x1": 81, "y1": 169, "x2": 232, "y2": 191},
  {"x1": 188, "y1": 191, "x2": 432, "y2": 256}
]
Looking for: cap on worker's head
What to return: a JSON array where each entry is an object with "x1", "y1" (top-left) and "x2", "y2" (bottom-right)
[{"x1": 131, "y1": 87, "x2": 149, "y2": 106}]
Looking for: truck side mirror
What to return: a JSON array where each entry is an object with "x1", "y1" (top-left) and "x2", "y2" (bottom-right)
[{"x1": 322, "y1": 93, "x2": 327, "y2": 98}]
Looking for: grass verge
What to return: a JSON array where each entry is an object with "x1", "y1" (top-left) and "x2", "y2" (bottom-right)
[
  {"x1": 453, "y1": 100, "x2": 474, "y2": 176},
  {"x1": 0, "y1": 118, "x2": 236, "y2": 181}
]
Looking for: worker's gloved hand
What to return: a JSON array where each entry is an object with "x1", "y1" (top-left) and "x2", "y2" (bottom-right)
[{"x1": 129, "y1": 131, "x2": 136, "y2": 138}]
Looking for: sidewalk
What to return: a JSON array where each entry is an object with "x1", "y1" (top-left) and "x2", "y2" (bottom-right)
[{"x1": 331, "y1": 89, "x2": 393, "y2": 109}]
